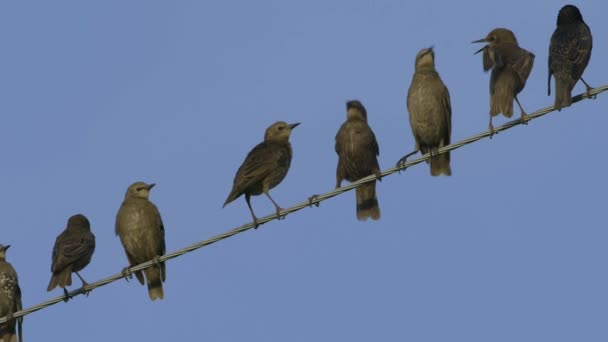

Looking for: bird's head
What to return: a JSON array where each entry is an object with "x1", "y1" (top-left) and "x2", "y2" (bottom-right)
[
  {"x1": 0, "y1": 244, "x2": 11, "y2": 260},
  {"x1": 557, "y1": 5, "x2": 584, "y2": 26},
  {"x1": 346, "y1": 100, "x2": 368, "y2": 121},
  {"x1": 414, "y1": 46, "x2": 435, "y2": 70},
  {"x1": 264, "y1": 121, "x2": 300, "y2": 142},
  {"x1": 125, "y1": 181, "x2": 156, "y2": 200},
  {"x1": 67, "y1": 214, "x2": 91, "y2": 230},
  {"x1": 472, "y1": 28, "x2": 518, "y2": 54}
]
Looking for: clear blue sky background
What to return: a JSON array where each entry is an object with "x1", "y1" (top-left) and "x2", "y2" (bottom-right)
[{"x1": 0, "y1": 1, "x2": 606, "y2": 341}]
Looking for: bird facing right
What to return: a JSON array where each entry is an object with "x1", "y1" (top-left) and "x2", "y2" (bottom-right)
[
  {"x1": 473, "y1": 28, "x2": 535, "y2": 135},
  {"x1": 116, "y1": 182, "x2": 166, "y2": 301},
  {"x1": 335, "y1": 100, "x2": 381, "y2": 221},
  {"x1": 223, "y1": 121, "x2": 300, "y2": 228},
  {"x1": 548, "y1": 4, "x2": 593, "y2": 110},
  {"x1": 0, "y1": 244, "x2": 23, "y2": 342},
  {"x1": 397, "y1": 47, "x2": 452, "y2": 176},
  {"x1": 47, "y1": 214, "x2": 96, "y2": 300}
]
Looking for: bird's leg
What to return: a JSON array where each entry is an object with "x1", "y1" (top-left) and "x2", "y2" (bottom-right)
[
  {"x1": 264, "y1": 191, "x2": 284, "y2": 220},
  {"x1": 245, "y1": 194, "x2": 260, "y2": 228},
  {"x1": 396, "y1": 148, "x2": 419, "y2": 170},
  {"x1": 75, "y1": 272, "x2": 91, "y2": 297},
  {"x1": 514, "y1": 96, "x2": 528, "y2": 125},
  {"x1": 580, "y1": 78, "x2": 595, "y2": 99},
  {"x1": 373, "y1": 169, "x2": 382, "y2": 182},
  {"x1": 121, "y1": 266, "x2": 133, "y2": 282},
  {"x1": 489, "y1": 117, "x2": 495, "y2": 138},
  {"x1": 62, "y1": 288, "x2": 70, "y2": 303},
  {"x1": 307, "y1": 194, "x2": 320, "y2": 207}
]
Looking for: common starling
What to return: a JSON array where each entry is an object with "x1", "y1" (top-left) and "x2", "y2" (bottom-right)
[
  {"x1": 548, "y1": 4, "x2": 593, "y2": 109},
  {"x1": 0, "y1": 244, "x2": 22, "y2": 342},
  {"x1": 397, "y1": 47, "x2": 452, "y2": 176},
  {"x1": 47, "y1": 214, "x2": 96, "y2": 300},
  {"x1": 335, "y1": 100, "x2": 381, "y2": 221},
  {"x1": 223, "y1": 121, "x2": 300, "y2": 228},
  {"x1": 116, "y1": 182, "x2": 166, "y2": 301},
  {"x1": 473, "y1": 28, "x2": 535, "y2": 135}
]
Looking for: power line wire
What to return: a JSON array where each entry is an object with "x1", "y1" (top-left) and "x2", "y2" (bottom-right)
[{"x1": 1, "y1": 85, "x2": 606, "y2": 324}]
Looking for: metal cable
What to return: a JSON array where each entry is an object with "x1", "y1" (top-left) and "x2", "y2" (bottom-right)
[{"x1": 0, "y1": 85, "x2": 606, "y2": 324}]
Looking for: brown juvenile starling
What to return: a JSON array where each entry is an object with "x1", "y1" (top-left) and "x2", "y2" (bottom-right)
[
  {"x1": 116, "y1": 182, "x2": 166, "y2": 301},
  {"x1": 0, "y1": 244, "x2": 22, "y2": 342},
  {"x1": 47, "y1": 214, "x2": 96, "y2": 300},
  {"x1": 397, "y1": 47, "x2": 452, "y2": 176},
  {"x1": 223, "y1": 121, "x2": 300, "y2": 228},
  {"x1": 473, "y1": 28, "x2": 535, "y2": 135},
  {"x1": 548, "y1": 4, "x2": 593, "y2": 109},
  {"x1": 335, "y1": 100, "x2": 381, "y2": 221}
]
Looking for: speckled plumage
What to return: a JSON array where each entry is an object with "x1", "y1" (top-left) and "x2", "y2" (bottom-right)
[
  {"x1": 0, "y1": 244, "x2": 22, "y2": 342},
  {"x1": 224, "y1": 121, "x2": 300, "y2": 227},
  {"x1": 116, "y1": 182, "x2": 166, "y2": 301},
  {"x1": 548, "y1": 4, "x2": 593, "y2": 109},
  {"x1": 336, "y1": 100, "x2": 381, "y2": 221}
]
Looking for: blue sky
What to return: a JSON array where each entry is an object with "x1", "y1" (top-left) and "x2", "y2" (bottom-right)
[{"x1": 0, "y1": 1, "x2": 606, "y2": 341}]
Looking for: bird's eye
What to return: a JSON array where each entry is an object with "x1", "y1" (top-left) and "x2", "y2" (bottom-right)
[
  {"x1": 136, "y1": 187, "x2": 144, "y2": 191},
  {"x1": 278, "y1": 126, "x2": 284, "y2": 131}
]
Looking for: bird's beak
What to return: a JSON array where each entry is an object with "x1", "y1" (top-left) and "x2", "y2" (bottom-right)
[
  {"x1": 471, "y1": 38, "x2": 487, "y2": 44},
  {"x1": 474, "y1": 46, "x2": 485, "y2": 55},
  {"x1": 289, "y1": 122, "x2": 300, "y2": 130},
  {"x1": 4, "y1": 245, "x2": 10, "y2": 251},
  {"x1": 148, "y1": 183, "x2": 156, "y2": 190}
]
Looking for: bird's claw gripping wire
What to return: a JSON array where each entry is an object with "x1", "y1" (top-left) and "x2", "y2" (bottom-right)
[
  {"x1": 308, "y1": 194, "x2": 320, "y2": 207},
  {"x1": 121, "y1": 267, "x2": 133, "y2": 282}
]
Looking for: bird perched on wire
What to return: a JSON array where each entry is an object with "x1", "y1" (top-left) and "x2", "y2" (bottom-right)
[
  {"x1": 397, "y1": 47, "x2": 452, "y2": 176},
  {"x1": 548, "y1": 4, "x2": 593, "y2": 109},
  {"x1": 224, "y1": 121, "x2": 300, "y2": 228},
  {"x1": 47, "y1": 214, "x2": 96, "y2": 301},
  {"x1": 116, "y1": 182, "x2": 166, "y2": 301},
  {"x1": 0, "y1": 244, "x2": 23, "y2": 342},
  {"x1": 335, "y1": 100, "x2": 381, "y2": 221},
  {"x1": 473, "y1": 28, "x2": 535, "y2": 136}
]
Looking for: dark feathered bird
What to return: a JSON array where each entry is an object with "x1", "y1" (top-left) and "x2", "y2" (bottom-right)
[
  {"x1": 548, "y1": 4, "x2": 593, "y2": 109},
  {"x1": 0, "y1": 244, "x2": 23, "y2": 342},
  {"x1": 397, "y1": 47, "x2": 452, "y2": 176},
  {"x1": 116, "y1": 182, "x2": 166, "y2": 301},
  {"x1": 473, "y1": 28, "x2": 535, "y2": 135},
  {"x1": 224, "y1": 121, "x2": 300, "y2": 228},
  {"x1": 47, "y1": 214, "x2": 96, "y2": 300},
  {"x1": 336, "y1": 100, "x2": 381, "y2": 221}
]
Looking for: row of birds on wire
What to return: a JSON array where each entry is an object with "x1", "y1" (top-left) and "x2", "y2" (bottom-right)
[{"x1": 0, "y1": 4, "x2": 594, "y2": 342}]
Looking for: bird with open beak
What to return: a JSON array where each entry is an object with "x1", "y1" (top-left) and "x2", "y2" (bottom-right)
[{"x1": 473, "y1": 28, "x2": 535, "y2": 136}]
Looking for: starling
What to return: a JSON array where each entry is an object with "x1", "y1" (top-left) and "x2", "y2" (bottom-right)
[
  {"x1": 473, "y1": 28, "x2": 535, "y2": 135},
  {"x1": 0, "y1": 244, "x2": 22, "y2": 342},
  {"x1": 47, "y1": 214, "x2": 96, "y2": 300},
  {"x1": 335, "y1": 100, "x2": 381, "y2": 221},
  {"x1": 548, "y1": 4, "x2": 593, "y2": 109},
  {"x1": 223, "y1": 121, "x2": 300, "y2": 228},
  {"x1": 116, "y1": 182, "x2": 166, "y2": 301},
  {"x1": 397, "y1": 47, "x2": 452, "y2": 176}
]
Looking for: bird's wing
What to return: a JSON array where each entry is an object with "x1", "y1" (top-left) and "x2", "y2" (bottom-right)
[
  {"x1": 482, "y1": 46, "x2": 499, "y2": 71},
  {"x1": 51, "y1": 234, "x2": 95, "y2": 273},
  {"x1": 231, "y1": 142, "x2": 278, "y2": 194},
  {"x1": 569, "y1": 25, "x2": 592, "y2": 78},
  {"x1": 442, "y1": 84, "x2": 452, "y2": 143},
  {"x1": 511, "y1": 48, "x2": 535, "y2": 85}
]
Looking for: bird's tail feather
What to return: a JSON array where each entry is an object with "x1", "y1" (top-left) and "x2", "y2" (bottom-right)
[
  {"x1": 430, "y1": 152, "x2": 451, "y2": 176},
  {"x1": 47, "y1": 265, "x2": 73, "y2": 291},
  {"x1": 356, "y1": 183, "x2": 380, "y2": 221},
  {"x1": 554, "y1": 79, "x2": 572, "y2": 109},
  {"x1": 490, "y1": 85, "x2": 514, "y2": 118},
  {"x1": 145, "y1": 266, "x2": 164, "y2": 301}
]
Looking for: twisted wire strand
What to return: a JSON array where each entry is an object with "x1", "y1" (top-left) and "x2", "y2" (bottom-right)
[{"x1": 1, "y1": 85, "x2": 606, "y2": 324}]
